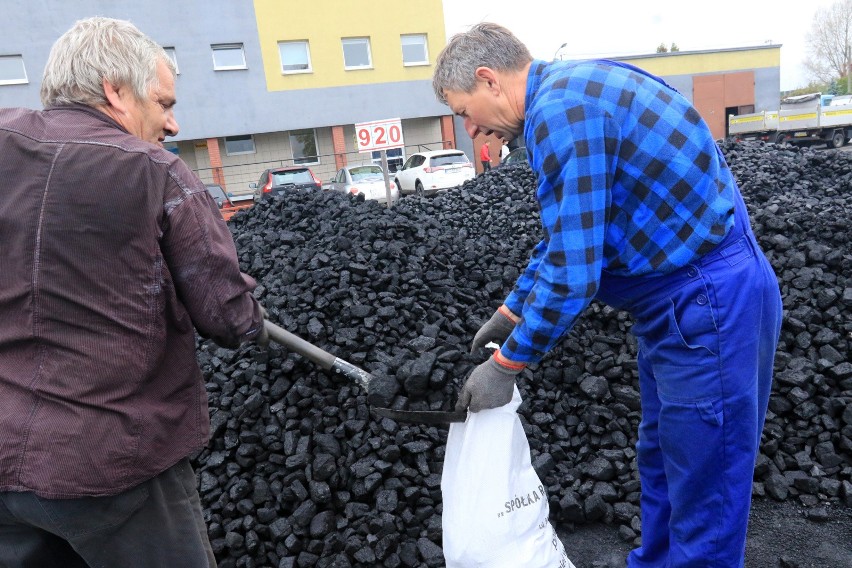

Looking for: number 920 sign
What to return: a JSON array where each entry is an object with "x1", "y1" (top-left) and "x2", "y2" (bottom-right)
[{"x1": 355, "y1": 118, "x2": 404, "y2": 153}]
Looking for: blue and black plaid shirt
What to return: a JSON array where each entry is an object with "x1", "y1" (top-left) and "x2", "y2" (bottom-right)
[{"x1": 502, "y1": 59, "x2": 736, "y2": 363}]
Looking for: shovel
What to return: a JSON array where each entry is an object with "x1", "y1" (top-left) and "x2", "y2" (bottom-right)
[{"x1": 264, "y1": 320, "x2": 467, "y2": 424}]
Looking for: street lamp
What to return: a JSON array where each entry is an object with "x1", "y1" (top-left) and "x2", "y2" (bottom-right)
[{"x1": 554, "y1": 42, "x2": 567, "y2": 61}]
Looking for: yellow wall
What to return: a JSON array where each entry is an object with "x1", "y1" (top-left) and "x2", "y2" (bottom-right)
[
  {"x1": 619, "y1": 47, "x2": 781, "y2": 76},
  {"x1": 254, "y1": 0, "x2": 446, "y2": 91}
]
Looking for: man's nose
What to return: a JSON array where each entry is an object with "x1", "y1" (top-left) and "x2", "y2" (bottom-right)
[
  {"x1": 164, "y1": 113, "x2": 179, "y2": 137},
  {"x1": 464, "y1": 118, "x2": 480, "y2": 139}
]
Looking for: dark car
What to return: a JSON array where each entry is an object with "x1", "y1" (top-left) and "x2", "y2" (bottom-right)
[
  {"x1": 204, "y1": 183, "x2": 253, "y2": 221},
  {"x1": 205, "y1": 183, "x2": 230, "y2": 208},
  {"x1": 250, "y1": 166, "x2": 322, "y2": 200},
  {"x1": 501, "y1": 146, "x2": 528, "y2": 166}
]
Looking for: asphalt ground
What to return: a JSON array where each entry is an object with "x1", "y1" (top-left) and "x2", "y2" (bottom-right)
[{"x1": 557, "y1": 496, "x2": 852, "y2": 567}]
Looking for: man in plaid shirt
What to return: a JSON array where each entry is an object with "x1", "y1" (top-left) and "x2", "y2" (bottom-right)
[{"x1": 433, "y1": 23, "x2": 782, "y2": 566}]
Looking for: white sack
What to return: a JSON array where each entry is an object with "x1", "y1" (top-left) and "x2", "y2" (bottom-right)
[{"x1": 441, "y1": 386, "x2": 575, "y2": 568}]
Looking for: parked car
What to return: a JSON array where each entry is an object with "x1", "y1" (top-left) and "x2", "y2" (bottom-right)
[
  {"x1": 393, "y1": 150, "x2": 475, "y2": 196},
  {"x1": 250, "y1": 166, "x2": 322, "y2": 201},
  {"x1": 205, "y1": 183, "x2": 229, "y2": 208},
  {"x1": 204, "y1": 183, "x2": 253, "y2": 221},
  {"x1": 327, "y1": 164, "x2": 399, "y2": 204},
  {"x1": 501, "y1": 146, "x2": 528, "y2": 166}
]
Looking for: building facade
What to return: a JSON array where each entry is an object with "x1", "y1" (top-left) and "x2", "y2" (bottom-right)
[
  {"x1": 1, "y1": 2, "x2": 780, "y2": 191},
  {"x1": 0, "y1": 0, "x2": 461, "y2": 195}
]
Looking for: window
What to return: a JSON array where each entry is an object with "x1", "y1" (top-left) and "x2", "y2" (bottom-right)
[
  {"x1": 289, "y1": 129, "x2": 318, "y2": 165},
  {"x1": 0, "y1": 55, "x2": 27, "y2": 85},
  {"x1": 350, "y1": 165, "x2": 384, "y2": 181},
  {"x1": 224, "y1": 135, "x2": 255, "y2": 156},
  {"x1": 402, "y1": 154, "x2": 425, "y2": 170},
  {"x1": 431, "y1": 153, "x2": 468, "y2": 167},
  {"x1": 279, "y1": 41, "x2": 311, "y2": 74},
  {"x1": 401, "y1": 34, "x2": 428, "y2": 66},
  {"x1": 212, "y1": 43, "x2": 246, "y2": 70},
  {"x1": 271, "y1": 169, "x2": 313, "y2": 185},
  {"x1": 372, "y1": 148, "x2": 404, "y2": 172},
  {"x1": 342, "y1": 37, "x2": 372, "y2": 70},
  {"x1": 163, "y1": 47, "x2": 179, "y2": 74}
]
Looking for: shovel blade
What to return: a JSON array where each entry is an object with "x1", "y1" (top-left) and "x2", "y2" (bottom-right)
[{"x1": 371, "y1": 407, "x2": 467, "y2": 424}]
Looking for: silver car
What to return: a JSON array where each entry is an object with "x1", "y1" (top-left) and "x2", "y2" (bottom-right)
[{"x1": 327, "y1": 164, "x2": 399, "y2": 204}]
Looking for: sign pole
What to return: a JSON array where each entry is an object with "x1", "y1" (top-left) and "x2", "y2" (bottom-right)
[{"x1": 380, "y1": 150, "x2": 392, "y2": 208}]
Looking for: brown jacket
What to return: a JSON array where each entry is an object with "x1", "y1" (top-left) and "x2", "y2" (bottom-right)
[{"x1": 0, "y1": 105, "x2": 262, "y2": 498}]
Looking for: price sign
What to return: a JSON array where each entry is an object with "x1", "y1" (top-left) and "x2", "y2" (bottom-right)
[{"x1": 355, "y1": 118, "x2": 404, "y2": 153}]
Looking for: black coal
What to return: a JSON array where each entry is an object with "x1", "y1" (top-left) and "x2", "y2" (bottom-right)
[{"x1": 193, "y1": 142, "x2": 851, "y2": 568}]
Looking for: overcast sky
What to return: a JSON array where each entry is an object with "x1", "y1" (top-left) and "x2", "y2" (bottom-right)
[{"x1": 443, "y1": 0, "x2": 839, "y2": 91}]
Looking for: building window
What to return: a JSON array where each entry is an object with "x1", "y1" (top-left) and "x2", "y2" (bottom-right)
[
  {"x1": 163, "y1": 47, "x2": 179, "y2": 75},
  {"x1": 342, "y1": 37, "x2": 372, "y2": 70},
  {"x1": 289, "y1": 129, "x2": 318, "y2": 164},
  {"x1": 0, "y1": 55, "x2": 28, "y2": 85},
  {"x1": 372, "y1": 148, "x2": 404, "y2": 172},
  {"x1": 279, "y1": 40, "x2": 311, "y2": 74},
  {"x1": 401, "y1": 34, "x2": 428, "y2": 66},
  {"x1": 224, "y1": 135, "x2": 255, "y2": 155},
  {"x1": 212, "y1": 43, "x2": 247, "y2": 70}
]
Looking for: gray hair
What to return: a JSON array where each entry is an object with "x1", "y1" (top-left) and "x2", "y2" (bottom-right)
[
  {"x1": 432, "y1": 22, "x2": 532, "y2": 104},
  {"x1": 40, "y1": 16, "x2": 175, "y2": 108}
]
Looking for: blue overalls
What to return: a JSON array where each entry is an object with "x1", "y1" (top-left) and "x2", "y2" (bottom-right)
[{"x1": 596, "y1": 186, "x2": 783, "y2": 566}]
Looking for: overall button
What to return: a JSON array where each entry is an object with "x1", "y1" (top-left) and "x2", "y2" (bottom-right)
[
  {"x1": 686, "y1": 267, "x2": 698, "y2": 278},
  {"x1": 696, "y1": 294, "x2": 708, "y2": 305}
]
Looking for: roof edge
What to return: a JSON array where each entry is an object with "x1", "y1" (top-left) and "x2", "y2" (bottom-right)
[{"x1": 611, "y1": 44, "x2": 782, "y2": 62}]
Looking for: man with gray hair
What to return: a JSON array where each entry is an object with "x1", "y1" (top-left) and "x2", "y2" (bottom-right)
[
  {"x1": 0, "y1": 17, "x2": 266, "y2": 566},
  {"x1": 434, "y1": 23, "x2": 782, "y2": 567}
]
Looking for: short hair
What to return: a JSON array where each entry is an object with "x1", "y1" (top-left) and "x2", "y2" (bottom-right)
[
  {"x1": 432, "y1": 22, "x2": 532, "y2": 105},
  {"x1": 40, "y1": 16, "x2": 175, "y2": 108}
]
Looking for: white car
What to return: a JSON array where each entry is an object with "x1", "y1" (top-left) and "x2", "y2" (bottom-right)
[
  {"x1": 327, "y1": 164, "x2": 398, "y2": 204},
  {"x1": 394, "y1": 150, "x2": 475, "y2": 196}
]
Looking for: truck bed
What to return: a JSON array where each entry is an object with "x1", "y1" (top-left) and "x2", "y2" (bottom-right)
[{"x1": 729, "y1": 111, "x2": 779, "y2": 137}]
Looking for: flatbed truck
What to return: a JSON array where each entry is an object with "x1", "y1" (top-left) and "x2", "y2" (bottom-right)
[{"x1": 728, "y1": 93, "x2": 852, "y2": 148}]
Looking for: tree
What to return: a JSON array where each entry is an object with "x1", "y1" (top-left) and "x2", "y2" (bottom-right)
[
  {"x1": 804, "y1": 0, "x2": 852, "y2": 84},
  {"x1": 656, "y1": 42, "x2": 668, "y2": 53},
  {"x1": 670, "y1": 43, "x2": 680, "y2": 52}
]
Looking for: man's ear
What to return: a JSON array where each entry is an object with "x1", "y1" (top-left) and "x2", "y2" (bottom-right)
[
  {"x1": 474, "y1": 67, "x2": 501, "y2": 94},
  {"x1": 102, "y1": 79, "x2": 128, "y2": 114}
]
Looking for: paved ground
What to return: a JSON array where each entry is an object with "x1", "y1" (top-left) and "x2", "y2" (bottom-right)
[{"x1": 557, "y1": 498, "x2": 852, "y2": 567}]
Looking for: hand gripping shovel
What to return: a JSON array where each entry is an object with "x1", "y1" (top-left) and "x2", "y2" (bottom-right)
[{"x1": 264, "y1": 320, "x2": 467, "y2": 424}]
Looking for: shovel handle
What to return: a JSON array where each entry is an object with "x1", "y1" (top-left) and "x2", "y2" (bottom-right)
[
  {"x1": 264, "y1": 320, "x2": 336, "y2": 370},
  {"x1": 263, "y1": 320, "x2": 372, "y2": 392}
]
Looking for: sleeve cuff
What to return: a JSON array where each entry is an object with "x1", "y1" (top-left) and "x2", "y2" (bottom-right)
[{"x1": 494, "y1": 348, "x2": 526, "y2": 371}]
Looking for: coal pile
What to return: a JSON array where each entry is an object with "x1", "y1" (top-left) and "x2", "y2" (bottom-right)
[
  {"x1": 720, "y1": 141, "x2": 852, "y2": 515},
  {"x1": 193, "y1": 142, "x2": 851, "y2": 568}
]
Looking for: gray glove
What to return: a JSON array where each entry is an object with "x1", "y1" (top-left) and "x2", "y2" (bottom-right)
[
  {"x1": 455, "y1": 356, "x2": 522, "y2": 412},
  {"x1": 470, "y1": 308, "x2": 517, "y2": 353}
]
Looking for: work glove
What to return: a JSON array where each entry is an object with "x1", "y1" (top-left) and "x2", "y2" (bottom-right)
[
  {"x1": 470, "y1": 306, "x2": 518, "y2": 353},
  {"x1": 255, "y1": 305, "x2": 270, "y2": 348},
  {"x1": 455, "y1": 352, "x2": 524, "y2": 412}
]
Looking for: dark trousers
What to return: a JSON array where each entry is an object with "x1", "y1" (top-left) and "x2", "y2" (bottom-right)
[
  {"x1": 0, "y1": 458, "x2": 216, "y2": 568},
  {"x1": 481, "y1": 160, "x2": 491, "y2": 172},
  {"x1": 597, "y1": 189, "x2": 782, "y2": 566}
]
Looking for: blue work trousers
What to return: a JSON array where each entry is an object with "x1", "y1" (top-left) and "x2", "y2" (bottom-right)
[{"x1": 597, "y1": 191, "x2": 782, "y2": 567}]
